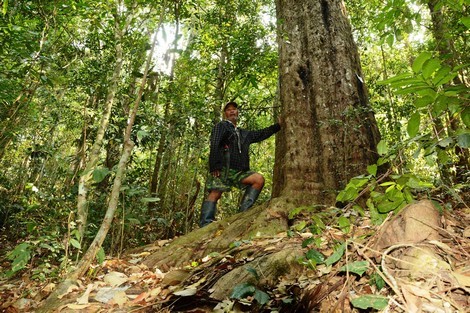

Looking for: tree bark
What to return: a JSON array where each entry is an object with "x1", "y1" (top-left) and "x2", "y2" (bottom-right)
[
  {"x1": 272, "y1": 0, "x2": 381, "y2": 205},
  {"x1": 76, "y1": 18, "x2": 124, "y2": 240},
  {"x1": 426, "y1": 0, "x2": 469, "y2": 184}
]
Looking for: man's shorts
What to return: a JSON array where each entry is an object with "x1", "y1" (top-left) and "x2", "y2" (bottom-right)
[{"x1": 206, "y1": 168, "x2": 255, "y2": 192}]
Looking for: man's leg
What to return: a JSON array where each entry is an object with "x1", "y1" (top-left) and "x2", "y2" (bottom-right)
[
  {"x1": 239, "y1": 173, "x2": 264, "y2": 212},
  {"x1": 199, "y1": 190, "x2": 222, "y2": 227}
]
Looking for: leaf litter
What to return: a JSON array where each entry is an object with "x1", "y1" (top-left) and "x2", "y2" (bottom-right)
[{"x1": 0, "y1": 200, "x2": 468, "y2": 312}]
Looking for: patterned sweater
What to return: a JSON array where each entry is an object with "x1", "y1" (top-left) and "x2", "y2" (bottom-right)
[{"x1": 209, "y1": 120, "x2": 281, "y2": 172}]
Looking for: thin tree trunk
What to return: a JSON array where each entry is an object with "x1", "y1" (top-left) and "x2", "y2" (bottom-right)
[
  {"x1": 426, "y1": 0, "x2": 469, "y2": 184},
  {"x1": 76, "y1": 18, "x2": 125, "y2": 239},
  {"x1": 66, "y1": 96, "x2": 94, "y2": 188},
  {"x1": 149, "y1": 2, "x2": 181, "y2": 210}
]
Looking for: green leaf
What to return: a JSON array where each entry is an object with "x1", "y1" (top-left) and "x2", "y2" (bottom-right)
[
  {"x1": 141, "y1": 197, "x2": 160, "y2": 203},
  {"x1": 415, "y1": 87, "x2": 437, "y2": 98},
  {"x1": 230, "y1": 283, "x2": 256, "y2": 299},
  {"x1": 461, "y1": 16, "x2": 470, "y2": 29},
  {"x1": 246, "y1": 267, "x2": 260, "y2": 280},
  {"x1": 254, "y1": 289, "x2": 270, "y2": 305},
  {"x1": 305, "y1": 249, "x2": 325, "y2": 264},
  {"x1": 377, "y1": 199, "x2": 404, "y2": 213},
  {"x1": 457, "y1": 133, "x2": 470, "y2": 148},
  {"x1": 302, "y1": 237, "x2": 316, "y2": 248},
  {"x1": 92, "y1": 167, "x2": 111, "y2": 183},
  {"x1": 7, "y1": 242, "x2": 32, "y2": 276},
  {"x1": 377, "y1": 73, "x2": 412, "y2": 85},
  {"x1": 350, "y1": 177, "x2": 370, "y2": 188},
  {"x1": 432, "y1": 66, "x2": 451, "y2": 85},
  {"x1": 96, "y1": 247, "x2": 105, "y2": 264},
  {"x1": 137, "y1": 130, "x2": 149, "y2": 142},
  {"x1": 294, "y1": 221, "x2": 307, "y2": 231},
  {"x1": 367, "y1": 164, "x2": 377, "y2": 176},
  {"x1": 325, "y1": 243, "x2": 346, "y2": 266},
  {"x1": 70, "y1": 239, "x2": 81, "y2": 249},
  {"x1": 433, "y1": 97, "x2": 448, "y2": 115},
  {"x1": 422, "y1": 58, "x2": 441, "y2": 79},
  {"x1": 370, "y1": 272, "x2": 386, "y2": 290},
  {"x1": 412, "y1": 52, "x2": 432, "y2": 73},
  {"x1": 338, "y1": 216, "x2": 351, "y2": 233},
  {"x1": 407, "y1": 112, "x2": 420, "y2": 137},
  {"x1": 229, "y1": 241, "x2": 242, "y2": 248},
  {"x1": 2, "y1": 0, "x2": 8, "y2": 15},
  {"x1": 414, "y1": 95, "x2": 434, "y2": 108},
  {"x1": 336, "y1": 187, "x2": 358, "y2": 202},
  {"x1": 340, "y1": 260, "x2": 369, "y2": 276},
  {"x1": 437, "y1": 137, "x2": 453, "y2": 148},
  {"x1": 377, "y1": 140, "x2": 388, "y2": 156},
  {"x1": 351, "y1": 295, "x2": 389, "y2": 310},
  {"x1": 386, "y1": 34, "x2": 394, "y2": 48},
  {"x1": 462, "y1": 107, "x2": 470, "y2": 128},
  {"x1": 288, "y1": 206, "x2": 307, "y2": 219}
]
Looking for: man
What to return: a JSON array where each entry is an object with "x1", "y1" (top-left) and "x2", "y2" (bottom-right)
[{"x1": 199, "y1": 101, "x2": 282, "y2": 227}]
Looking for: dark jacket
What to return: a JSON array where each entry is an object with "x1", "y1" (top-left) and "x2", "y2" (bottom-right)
[{"x1": 209, "y1": 120, "x2": 281, "y2": 172}]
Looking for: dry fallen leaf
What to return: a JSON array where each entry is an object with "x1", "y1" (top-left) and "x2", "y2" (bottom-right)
[
  {"x1": 76, "y1": 283, "x2": 95, "y2": 305},
  {"x1": 110, "y1": 290, "x2": 128, "y2": 308},
  {"x1": 104, "y1": 271, "x2": 129, "y2": 287},
  {"x1": 94, "y1": 286, "x2": 129, "y2": 304}
]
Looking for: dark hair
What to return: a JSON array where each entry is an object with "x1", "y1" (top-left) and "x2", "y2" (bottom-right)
[{"x1": 223, "y1": 101, "x2": 238, "y2": 111}]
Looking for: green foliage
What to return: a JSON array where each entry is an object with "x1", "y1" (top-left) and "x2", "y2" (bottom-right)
[
  {"x1": 305, "y1": 249, "x2": 325, "y2": 267},
  {"x1": 230, "y1": 283, "x2": 270, "y2": 306},
  {"x1": 324, "y1": 243, "x2": 346, "y2": 266},
  {"x1": 5, "y1": 234, "x2": 66, "y2": 280},
  {"x1": 5, "y1": 242, "x2": 32, "y2": 278},
  {"x1": 340, "y1": 261, "x2": 369, "y2": 276},
  {"x1": 96, "y1": 247, "x2": 106, "y2": 264},
  {"x1": 369, "y1": 271, "x2": 386, "y2": 291},
  {"x1": 351, "y1": 295, "x2": 389, "y2": 310},
  {"x1": 230, "y1": 267, "x2": 270, "y2": 306}
]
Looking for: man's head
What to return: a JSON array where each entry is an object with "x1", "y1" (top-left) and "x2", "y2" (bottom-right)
[
  {"x1": 223, "y1": 101, "x2": 239, "y2": 123},
  {"x1": 223, "y1": 101, "x2": 238, "y2": 112}
]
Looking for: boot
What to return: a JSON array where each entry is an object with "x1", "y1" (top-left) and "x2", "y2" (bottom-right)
[
  {"x1": 238, "y1": 186, "x2": 261, "y2": 212},
  {"x1": 199, "y1": 201, "x2": 217, "y2": 227}
]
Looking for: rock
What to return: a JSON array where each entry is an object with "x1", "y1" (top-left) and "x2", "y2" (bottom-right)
[{"x1": 373, "y1": 200, "x2": 441, "y2": 253}]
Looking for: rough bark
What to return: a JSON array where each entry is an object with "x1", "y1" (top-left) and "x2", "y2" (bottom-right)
[{"x1": 273, "y1": 0, "x2": 381, "y2": 205}]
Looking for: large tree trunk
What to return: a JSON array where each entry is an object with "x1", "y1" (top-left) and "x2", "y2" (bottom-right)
[{"x1": 272, "y1": 0, "x2": 381, "y2": 205}]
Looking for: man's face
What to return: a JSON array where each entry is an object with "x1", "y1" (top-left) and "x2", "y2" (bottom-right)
[{"x1": 224, "y1": 105, "x2": 239, "y2": 122}]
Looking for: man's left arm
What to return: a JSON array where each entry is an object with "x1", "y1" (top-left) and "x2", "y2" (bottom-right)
[{"x1": 247, "y1": 122, "x2": 281, "y2": 143}]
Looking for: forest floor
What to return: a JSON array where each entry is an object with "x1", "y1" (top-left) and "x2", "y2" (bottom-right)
[{"x1": 1, "y1": 199, "x2": 469, "y2": 312}]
